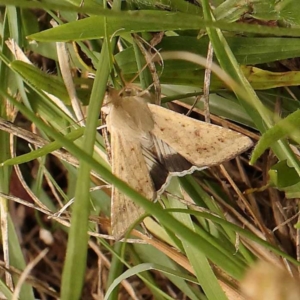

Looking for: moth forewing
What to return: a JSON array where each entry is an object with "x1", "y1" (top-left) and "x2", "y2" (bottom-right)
[
  {"x1": 106, "y1": 92, "x2": 157, "y2": 240},
  {"x1": 149, "y1": 104, "x2": 253, "y2": 167},
  {"x1": 110, "y1": 128, "x2": 156, "y2": 240}
]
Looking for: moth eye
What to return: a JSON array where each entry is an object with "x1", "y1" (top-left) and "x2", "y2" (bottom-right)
[
  {"x1": 123, "y1": 88, "x2": 134, "y2": 97},
  {"x1": 118, "y1": 89, "x2": 128, "y2": 97}
]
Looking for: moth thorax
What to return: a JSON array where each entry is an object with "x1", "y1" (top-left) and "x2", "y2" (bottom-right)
[{"x1": 140, "y1": 133, "x2": 154, "y2": 149}]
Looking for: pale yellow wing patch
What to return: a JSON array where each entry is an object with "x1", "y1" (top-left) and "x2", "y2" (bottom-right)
[
  {"x1": 149, "y1": 104, "x2": 253, "y2": 167},
  {"x1": 110, "y1": 130, "x2": 156, "y2": 240}
]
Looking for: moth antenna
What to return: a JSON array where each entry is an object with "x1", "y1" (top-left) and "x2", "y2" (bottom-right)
[
  {"x1": 132, "y1": 33, "x2": 162, "y2": 105},
  {"x1": 134, "y1": 33, "x2": 164, "y2": 75},
  {"x1": 108, "y1": 33, "x2": 163, "y2": 105}
]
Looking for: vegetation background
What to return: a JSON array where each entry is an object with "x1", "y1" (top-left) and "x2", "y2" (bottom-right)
[{"x1": 1, "y1": 0, "x2": 300, "y2": 299}]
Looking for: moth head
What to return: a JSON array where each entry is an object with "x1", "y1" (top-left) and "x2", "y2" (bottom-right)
[
  {"x1": 122, "y1": 83, "x2": 154, "y2": 100},
  {"x1": 119, "y1": 87, "x2": 137, "y2": 98}
]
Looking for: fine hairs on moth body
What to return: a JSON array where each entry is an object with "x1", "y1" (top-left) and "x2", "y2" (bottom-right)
[{"x1": 103, "y1": 88, "x2": 253, "y2": 240}]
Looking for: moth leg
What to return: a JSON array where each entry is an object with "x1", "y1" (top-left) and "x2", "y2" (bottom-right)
[{"x1": 100, "y1": 109, "x2": 112, "y2": 162}]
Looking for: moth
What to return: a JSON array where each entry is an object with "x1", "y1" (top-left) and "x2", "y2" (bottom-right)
[{"x1": 103, "y1": 88, "x2": 253, "y2": 240}]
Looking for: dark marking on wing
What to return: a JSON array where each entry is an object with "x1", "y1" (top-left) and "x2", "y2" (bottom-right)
[
  {"x1": 143, "y1": 135, "x2": 205, "y2": 194},
  {"x1": 162, "y1": 153, "x2": 193, "y2": 173},
  {"x1": 149, "y1": 162, "x2": 169, "y2": 192},
  {"x1": 142, "y1": 146, "x2": 169, "y2": 192}
]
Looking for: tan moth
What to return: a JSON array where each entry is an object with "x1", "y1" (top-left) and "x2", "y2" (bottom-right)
[{"x1": 103, "y1": 88, "x2": 253, "y2": 240}]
